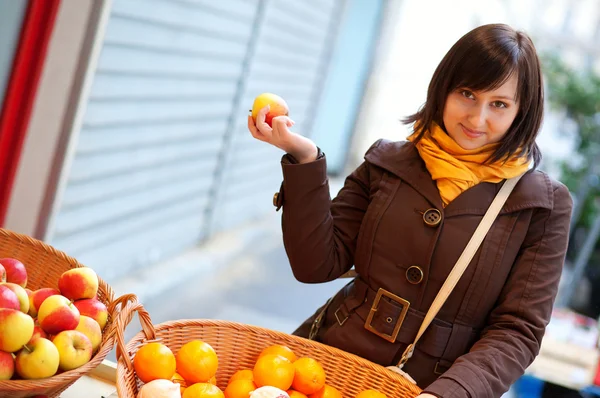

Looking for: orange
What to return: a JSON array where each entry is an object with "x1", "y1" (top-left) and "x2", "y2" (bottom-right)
[
  {"x1": 133, "y1": 342, "x2": 176, "y2": 383},
  {"x1": 288, "y1": 390, "x2": 308, "y2": 398},
  {"x1": 177, "y1": 340, "x2": 219, "y2": 384},
  {"x1": 229, "y1": 369, "x2": 254, "y2": 384},
  {"x1": 253, "y1": 354, "x2": 295, "y2": 391},
  {"x1": 172, "y1": 372, "x2": 188, "y2": 395},
  {"x1": 224, "y1": 379, "x2": 257, "y2": 398},
  {"x1": 183, "y1": 382, "x2": 225, "y2": 398},
  {"x1": 258, "y1": 345, "x2": 297, "y2": 363},
  {"x1": 292, "y1": 358, "x2": 326, "y2": 395},
  {"x1": 309, "y1": 385, "x2": 342, "y2": 398},
  {"x1": 356, "y1": 390, "x2": 387, "y2": 398},
  {"x1": 209, "y1": 376, "x2": 218, "y2": 385}
]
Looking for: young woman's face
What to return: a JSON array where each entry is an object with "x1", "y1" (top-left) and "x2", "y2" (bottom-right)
[{"x1": 442, "y1": 74, "x2": 520, "y2": 150}]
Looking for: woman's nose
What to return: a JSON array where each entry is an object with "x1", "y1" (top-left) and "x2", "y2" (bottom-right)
[{"x1": 468, "y1": 105, "x2": 488, "y2": 128}]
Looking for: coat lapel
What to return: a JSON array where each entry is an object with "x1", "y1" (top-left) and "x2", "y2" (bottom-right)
[{"x1": 364, "y1": 139, "x2": 554, "y2": 216}]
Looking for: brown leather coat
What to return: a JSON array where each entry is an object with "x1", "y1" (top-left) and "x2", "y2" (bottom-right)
[{"x1": 277, "y1": 139, "x2": 573, "y2": 398}]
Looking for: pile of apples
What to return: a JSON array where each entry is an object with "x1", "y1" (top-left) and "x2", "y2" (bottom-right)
[{"x1": 0, "y1": 258, "x2": 108, "y2": 381}]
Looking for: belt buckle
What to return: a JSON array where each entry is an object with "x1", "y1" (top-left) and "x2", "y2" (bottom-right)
[
  {"x1": 364, "y1": 288, "x2": 410, "y2": 343},
  {"x1": 334, "y1": 307, "x2": 348, "y2": 326}
]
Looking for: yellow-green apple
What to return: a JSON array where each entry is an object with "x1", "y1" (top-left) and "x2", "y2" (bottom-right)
[
  {"x1": 15, "y1": 337, "x2": 59, "y2": 379},
  {"x1": 0, "y1": 258, "x2": 27, "y2": 287},
  {"x1": 1, "y1": 283, "x2": 29, "y2": 314},
  {"x1": 0, "y1": 350, "x2": 14, "y2": 380},
  {"x1": 251, "y1": 93, "x2": 289, "y2": 127},
  {"x1": 0, "y1": 285, "x2": 20, "y2": 310},
  {"x1": 28, "y1": 324, "x2": 48, "y2": 345},
  {"x1": 73, "y1": 298, "x2": 108, "y2": 330},
  {"x1": 52, "y1": 330, "x2": 92, "y2": 371},
  {"x1": 58, "y1": 268, "x2": 98, "y2": 301},
  {"x1": 0, "y1": 308, "x2": 34, "y2": 352},
  {"x1": 28, "y1": 288, "x2": 60, "y2": 318},
  {"x1": 38, "y1": 295, "x2": 80, "y2": 335},
  {"x1": 75, "y1": 315, "x2": 102, "y2": 353}
]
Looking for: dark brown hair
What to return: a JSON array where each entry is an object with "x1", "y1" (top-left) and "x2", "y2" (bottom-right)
[{"x1": 404, "y1": 23, "x2": 543, "y2": 168}]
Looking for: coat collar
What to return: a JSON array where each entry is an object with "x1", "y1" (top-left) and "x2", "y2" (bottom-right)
[{"x1": 364, "y1": 139, "x2": 554, "y2": 216}]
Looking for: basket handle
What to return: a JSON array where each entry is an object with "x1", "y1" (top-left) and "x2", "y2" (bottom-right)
[
  {"x1": 114, "y1": 298, "x2": 156, "y2": 372},
  {"x1": 103, "y1": 293, "x2": 139, "y2": 342}
]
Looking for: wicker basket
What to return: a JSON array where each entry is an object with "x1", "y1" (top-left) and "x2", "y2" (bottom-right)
[
  {"x1": 115, "y1": 299, "x2": 423, "y2": 398},
  {"x1": 0, "y1": 228, "x2": 133, "y2": 397}
]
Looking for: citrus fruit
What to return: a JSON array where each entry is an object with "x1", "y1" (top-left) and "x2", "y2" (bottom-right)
[
  {"x1": 183, "y1": 382, "x2": 225, "y2": 398},
  {"x1": 309, "y1": 385, "x2": 342, "y2": 398},
  {"x1": 229, "y1": 369, "x2": 254, "y2": 384},
  {"x1": 253, "y1": 354, "x2": 295, "y2": 391},
  {"x1": 258, "y1": 345, "x2": 297, "y2": 363},
  {"x1": 292, "y1": 358, "x2": 326, "y2": 395},
  {"x1": 356, "y1": 390, "x2": 387, "y2": 398},
  {"x1": 288, "y1": 390, "x2": 308, "y2": 398},
  {"x1": 224, "y1": 379, "x2": 257, "y2": 398},
  {"x1": 133, "y1": 342, "x2": 176, "y2": 383},
  {"x1": 172, "y1": 372, "x2": 187, "y2": 395},
  {"x1": 177, "y1": 340, "x2": 219, "y2": 384}
]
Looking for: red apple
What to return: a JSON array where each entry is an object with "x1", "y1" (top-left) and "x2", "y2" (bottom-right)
[
  {"x1": 52, "y1": 330, "x2": 93, "y2": 371},
  {"x1": 75, "y1": 315, "x2": 102, "y2": 353},
  {"x1": 0, "y1": 350, "x2": 14, "y2": 380},
  {"x1": 58, "y1": 268, "x2": 98, "y2": 301},
  {"x1": 15, "y1": 337, "x2": 59, "y2": 379},
  {"x1": 28, "y1": 288, "x2": 60, "y2": 318},
  {"x1": 0, "y1": 258, "x2": 27, "y2": 288},
  {"x1": 74, "y1": 298, "x2": 108, "y2": 330},
  {"x1": 0, "y1": 285, "x2": 20, "y2": 310},
  {"x1": 0, "y1": 308, "x2": 34, "y2": 352},
  {"x1": 1, "y1": 283, "x2": 29, "y2": 314},
  {"x1": 37, "y1": 295, "x2": 80, "y2": 335},
  {"x1": 251, "y1": 93, "x2": 290, "y2": 127}
]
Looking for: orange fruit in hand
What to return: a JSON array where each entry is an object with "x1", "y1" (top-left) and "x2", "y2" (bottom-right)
[
  {"x1": 133, "y1": 342, "x2": 176, "y2": 383},
  {"x1": 183, "y1": 382, "x2": 224, "y2": 398},
  {"x1": 253, "y1": 354, "x2": 295, "y2": 391},
  {"x1": 177, "y1": 340, "x2": 219, "y2": 384},
  {"x1": 292, "y1": 358, "x2": 326, "y2": 395},
  {"x1": 229, "y1": 369, "x2": 254, "y2": 384},
  {"x1": 224, "y1": 379, "x2": 257, "y2": 398},
  {"x1": 258, "y1": 345, "x2": 297, "y2": 363},
  {"x1": 288, "y1": 390, "x2": 308, "y2": 398},
  {"x1": 309, "y1": 385, "x2": 342, "y2": 398},
  {"x1": 356, "y1": 390, "x2": 387, "y2": 398}
]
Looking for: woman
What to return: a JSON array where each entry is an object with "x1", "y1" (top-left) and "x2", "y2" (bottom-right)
[{"x1": 247, "y1": 24, "x2": 572, "y2": 398}]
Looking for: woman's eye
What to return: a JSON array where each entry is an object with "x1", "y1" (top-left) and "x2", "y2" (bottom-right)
[
  {"x1": 492, "y1": 101, "x2": 507, "y2": 108},
  {"x1": 460, "y1": 90, "x2": 475, "y2": 99}
]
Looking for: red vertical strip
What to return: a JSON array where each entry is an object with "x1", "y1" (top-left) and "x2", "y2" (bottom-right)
[{"x1": 0, "y1": 0, "x2": 61, "y2": 226}]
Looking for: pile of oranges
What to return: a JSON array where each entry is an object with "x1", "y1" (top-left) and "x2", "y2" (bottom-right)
[{"x1": 132, "y1": 340, "x2": 387, "y2": 398}]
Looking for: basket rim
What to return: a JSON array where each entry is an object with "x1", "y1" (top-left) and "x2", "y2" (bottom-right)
[
  {"x1": 117, "y1": 318, "x2": 423, "y2": 388},
  {"x1": 0, "y1": 228, "x2": 121, "y2": 392}
]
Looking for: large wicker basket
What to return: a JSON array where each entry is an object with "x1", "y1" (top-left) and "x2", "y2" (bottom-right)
[
  {"x1": 0, "y1": 228, "x2": 130, "y2": 397},
  {"x1": 115, "y1": 298, "x2": 423, "y2": 398}
]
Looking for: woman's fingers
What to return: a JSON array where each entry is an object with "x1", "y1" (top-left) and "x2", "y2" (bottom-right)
[
  {"x1": 255, "y1": 105, "x2": 272, "y2": 135},
  {"x1": 247, "y1": 115, "x2": 264, "y2": 141}
]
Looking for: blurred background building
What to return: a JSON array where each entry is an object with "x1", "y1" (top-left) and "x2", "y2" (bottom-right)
[{"x1": 0, "y1": 0, "x2": 599, "y2": 396}]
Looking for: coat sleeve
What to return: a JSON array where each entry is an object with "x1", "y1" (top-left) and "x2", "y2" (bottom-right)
[
  {"x1": 424, "y1": 182, "x2": 573, "y2": 398},
  {"x1": 279, "y1": 142, "x2": 380, "y2": 283}
]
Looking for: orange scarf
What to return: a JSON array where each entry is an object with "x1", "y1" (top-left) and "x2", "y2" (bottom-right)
[{"x1": 408, "y1": 123, "x2": 530, "y2": 206}]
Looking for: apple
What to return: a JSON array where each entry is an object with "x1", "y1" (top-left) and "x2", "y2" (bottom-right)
[
  {"x1": 38, "y1": 295, "x2": 80, "y2": 335},
  {"x1": 28, "y1": 324, "x2": 49, "y2": 345},
  {"x1": 0, "y1": 350, "x2": 14, "y2": 380},
  {"x1": 28, "y1": 288, "x2": 60, "y2": 318},
  {"x1": 0, "y1": 285, "x2": 20, "y2": 310},
  {"x1": 15, "y1": 337, "x2": 59, "y2": 379},
  {"x1": 58, "y1": 268, "x2": 98, "y2": 301},
  {"x1": 0, "y1": 264, "x2": 5, "y2": 283},
  {"x1": 251, "y1": 93, "x2": 290, "y2": 127},
  {"x1": 0, "y1": 258, "x2": 27, "y2": 287},
  {"x1": 75, "y1": 315, "x2": 102, "y2": 353},
  {"x1": 1, "y1": 283, "x2": 29, "y2": 314},
  {"x1": 52, "y1": 330, "x2": 93, "y2": 371},
  {"x1": 0, "y1": 308, "x2": 34, "y2": 352},
  {"x1": 73, "y1": 298, "x2": 108, "y2": 330}
]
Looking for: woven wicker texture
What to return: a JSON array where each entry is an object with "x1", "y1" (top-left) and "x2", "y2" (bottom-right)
[
  {"x1": 0, "y1": 228, "x2": 125, "y2": 397},
  {"x1": 116, "y1": 299, "x2": 423, "y2": 398}
]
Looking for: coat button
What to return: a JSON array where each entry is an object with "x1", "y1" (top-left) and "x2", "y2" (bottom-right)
[
  {"x1": 273, "y1": 192, "x2": 279, "y2": 207},
  {"x1": 406, "y1": 266, "x2": 424, "y2": 284},
  {"x1": 423, "y1": 208, "x2": 442, "y2": 227}
]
